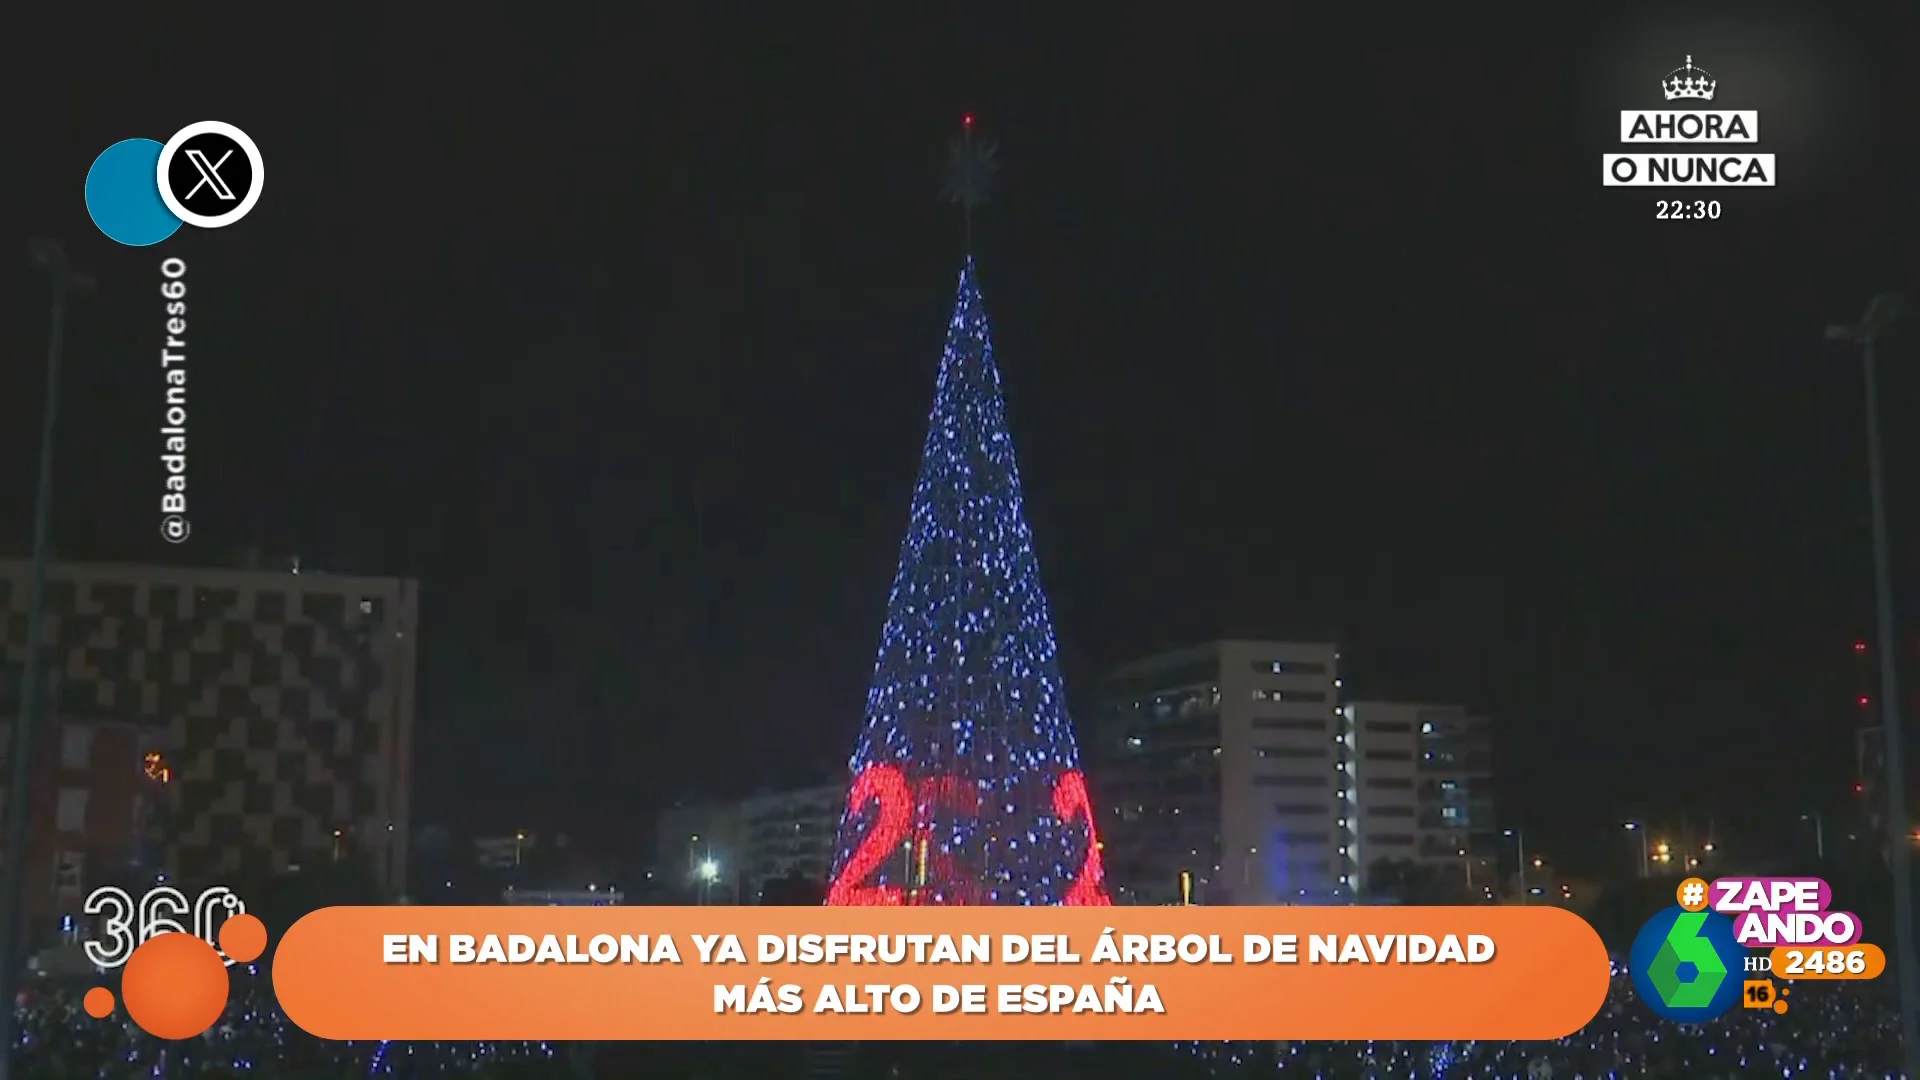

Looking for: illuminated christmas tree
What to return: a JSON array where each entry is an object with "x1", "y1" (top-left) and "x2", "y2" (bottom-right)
[{"x1": 825, "y1": 120, "x2": 1108, "y2": 906}]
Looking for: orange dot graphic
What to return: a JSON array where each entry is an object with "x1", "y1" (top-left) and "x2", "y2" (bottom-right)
[
  {"x1": 122, "y1": 933, "x2": 229, "y2": 1039},
  {"x1": 1773, "y1": 998, "x2": 1789, "y2": 1014},
  {"x1": 219, "y1": 913, "x2": 268, "y2": 963},
  {"x1": 82, "y1": 986, "x2": 114, "y2": 1019},
  {"x1": 1675, "y1": 877, "x2": 1711, "y2": 912}
]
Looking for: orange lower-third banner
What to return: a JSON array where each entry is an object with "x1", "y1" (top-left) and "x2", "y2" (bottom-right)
[{"x1": 271, "y1": 905, "x2": 1607, "y2": 1040}]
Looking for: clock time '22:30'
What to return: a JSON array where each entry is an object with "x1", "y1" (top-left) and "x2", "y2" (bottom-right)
[{"x1": 1656, "y1": 199, "x2": 1722, "y2": 221}]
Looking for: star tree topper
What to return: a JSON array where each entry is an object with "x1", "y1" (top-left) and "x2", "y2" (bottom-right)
[{"x1": 941, "y1": 114, "x2": 998, "y2": 246}]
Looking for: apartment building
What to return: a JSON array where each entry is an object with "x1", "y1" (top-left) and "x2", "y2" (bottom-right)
[
  {"x1": 0, "y1": 557, "x2": 419, "y2": 924},
  {"x1": 1342, "y1": 701, "x2": 1495, "y2": 893},
  {"x1": 1087, "y1": 639, "x2": 1348, "y2": 904}
]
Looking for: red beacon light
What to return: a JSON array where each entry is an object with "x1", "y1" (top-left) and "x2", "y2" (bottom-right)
[
  {"x1": 961, "y1": 113, "x2": 974, "y2": 128},
  {"x1": 1854, "y1": 641, "x2": 1868, "y2": 653},
  {"x1": 1859, "y1": 695, "x2": 1872, "y2": 707}
]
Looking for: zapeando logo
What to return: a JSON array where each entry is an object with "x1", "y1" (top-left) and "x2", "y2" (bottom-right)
[{"x1": 1628, "y1": 904, "x2": 1745, "y2": 1021}]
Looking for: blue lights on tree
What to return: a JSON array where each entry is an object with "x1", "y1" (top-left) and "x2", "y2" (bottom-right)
[{"x1": 826, "y1": 258, "x2": 1107, "y2": 907}]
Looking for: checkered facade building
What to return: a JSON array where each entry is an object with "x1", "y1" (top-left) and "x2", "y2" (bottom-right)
[{"x1": 0, "y1": 560, "x2": 418, "y2": 896}]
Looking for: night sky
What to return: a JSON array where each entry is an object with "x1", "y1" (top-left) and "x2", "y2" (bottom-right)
[{"x1": 7, "y1": 6, "x2": 1917, "y2": 864}]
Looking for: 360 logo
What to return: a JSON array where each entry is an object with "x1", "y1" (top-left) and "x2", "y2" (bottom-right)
[
  {"x1": 83, "y1": 885, "x2": 247, "y2": 969},
  {"x1": 1628, "y1": 904, "x2": 1745, "y2": 1021},
  {"x1": 78, "y1": 886, "x2": 271, "y2": 1039}
]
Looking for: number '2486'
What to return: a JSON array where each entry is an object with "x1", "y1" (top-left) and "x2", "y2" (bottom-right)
[
  {"x1": 1780, "y1": 948, "x2": 1869, "y2": 976},
  {"x1": 81, "y1": 885, "x2": 248, "y2": 969}
]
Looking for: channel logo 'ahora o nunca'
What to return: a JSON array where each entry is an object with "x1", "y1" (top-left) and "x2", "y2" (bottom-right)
[{"x1": 1603, "y1": 56, "x2": 1775, "y2": 188}]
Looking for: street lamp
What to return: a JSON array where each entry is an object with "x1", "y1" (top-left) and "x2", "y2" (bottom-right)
[
  {"x1": 1829, "y1": 294, "x2": 1920, "y2": 1080},
  {"x1": 1802, "y1": 813, "x2": 1825, "y2": 863},
  {"x1": 1624, "y1": 822, "x2": 1649, "y2": 877},
  {"x1": 0, "y1": 241, "x2": 91, "y2": 1080},
  {"x1": 698, "y1": 859, "x2": 721, "y2": 905},
  {"x1": 1503, "y1": 828, "x2": 1526, "y2": 904}
]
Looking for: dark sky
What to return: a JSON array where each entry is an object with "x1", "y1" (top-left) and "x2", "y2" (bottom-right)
[{"x1": 7, "y1": 6, "x2": 1917, "y2": 861}]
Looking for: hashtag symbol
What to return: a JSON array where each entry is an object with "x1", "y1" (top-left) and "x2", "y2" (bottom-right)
[{"x1": 1682, "y1": 882, "x2": 1704, "y2": 904}]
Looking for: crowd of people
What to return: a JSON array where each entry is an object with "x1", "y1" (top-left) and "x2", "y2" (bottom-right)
[
  {"x1": 12, "y1": 974, "x2": 566, "y2": 1078},
  {"x1": 1181, "y1": 963, "x2": 1903, "y2": 1078},
  {"x1": 2, "y1": 964, "x2": 1905, "y2": 1078}
]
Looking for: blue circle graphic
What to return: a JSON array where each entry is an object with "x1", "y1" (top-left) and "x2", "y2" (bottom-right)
[
  {"x1": 1628, "y1": 904, "x2": 1746, "y2": 1022},
  {"x1": 86, "y1": 139, "x2": 182, "y2": 247}
]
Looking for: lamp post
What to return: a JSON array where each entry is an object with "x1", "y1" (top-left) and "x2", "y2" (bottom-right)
[
  {"x1": 0, "y1": 241, "x2": 90, "y2": 1080},
  {"x1": 698, "y1": 859, "x2": 720, "y2": 905},
  {"x1": 1503, "y1": 828, "x2": 1526, "y2": 903},
  {"x1": 1828, "y1": 294, "x2": 1919, "y2": 1080},
  {"x1": 1803, "y1": 812, "x2": 1825, "y2": 863},
  {"x1": 1624, "y1": 822, "x2": 1649, "y2": 877}
]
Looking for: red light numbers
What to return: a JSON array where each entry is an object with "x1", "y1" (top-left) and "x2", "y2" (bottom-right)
[{"x1": 826, "y1": 763, "x2": 1109, "y2": 906}]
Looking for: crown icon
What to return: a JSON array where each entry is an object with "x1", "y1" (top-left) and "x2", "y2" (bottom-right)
[{"x1": 1662, "y1": 55, "x2": 1716, "y2": 101}]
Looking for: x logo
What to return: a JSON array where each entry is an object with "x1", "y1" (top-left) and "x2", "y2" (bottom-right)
[
  {"x1": 157, "y1": 121, "x2": 264, "y2": 229},
  {"x1": 182, "y1": 149, "x2": 236, "y2": 201}
]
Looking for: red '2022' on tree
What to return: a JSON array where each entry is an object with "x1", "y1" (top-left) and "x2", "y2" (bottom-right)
[{"x1": 826, "y1": 763, "x2": 1108, "y2": 906}]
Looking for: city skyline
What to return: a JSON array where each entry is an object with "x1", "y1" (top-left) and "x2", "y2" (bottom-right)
[{"x1": 5, "y1": 9, "x2": 1916, "y2": 862}]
